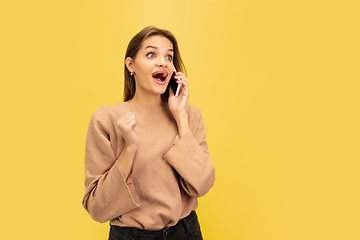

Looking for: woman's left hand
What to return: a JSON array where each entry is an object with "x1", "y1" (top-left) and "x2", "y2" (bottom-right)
[{"x1": 168, "y1": 71, "x2": 189, "y2": 118}]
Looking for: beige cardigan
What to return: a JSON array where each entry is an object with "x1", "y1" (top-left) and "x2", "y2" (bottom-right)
[{"x1": 82, "y1": 101, "x2": 215, "y2": 230}]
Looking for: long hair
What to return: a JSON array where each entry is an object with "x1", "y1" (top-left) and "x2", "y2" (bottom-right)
[{"x1": 123, "y1": 26, "x2": 186, "y2": 102}]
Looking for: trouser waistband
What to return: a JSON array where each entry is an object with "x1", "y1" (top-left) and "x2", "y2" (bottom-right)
[{"x1": 110, "y1": 211, "x2": 197, "y2": 238}]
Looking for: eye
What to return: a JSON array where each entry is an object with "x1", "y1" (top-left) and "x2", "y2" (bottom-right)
[
  {"x1": 166, "y1": 55, "x2": 173, "y2": 61},
  {"x1": 146, "y1": 53, "x2": 155, "y2": 58}
]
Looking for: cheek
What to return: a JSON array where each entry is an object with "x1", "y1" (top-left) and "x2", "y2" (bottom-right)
[{"x1": 135, "y1": 61, "x2": 152, "y2": 75}]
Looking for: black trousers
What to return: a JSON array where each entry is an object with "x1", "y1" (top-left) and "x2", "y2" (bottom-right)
[{"x1": 108, "y1": 211, "x2": 203, "y2": 240}]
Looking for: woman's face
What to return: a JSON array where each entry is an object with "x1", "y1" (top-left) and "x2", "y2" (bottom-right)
[{"x1": 127, "y1": 35, "x2": 174, "y2": 99}]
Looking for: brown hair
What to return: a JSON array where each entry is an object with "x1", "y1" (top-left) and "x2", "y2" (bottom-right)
[{"x1": 123, "y1": 26, "x2": 186, "y2": 102}]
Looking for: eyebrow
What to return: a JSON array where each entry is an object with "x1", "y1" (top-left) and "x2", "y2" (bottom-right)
[{"x1": 145, "y1": 45, "x2": 174, "y2": 52}]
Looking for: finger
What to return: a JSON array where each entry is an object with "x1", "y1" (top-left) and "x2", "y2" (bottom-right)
[
  {"x1": 175, "y1": 78, "x2": 187, "y2": 84},
  {"x1": 175, "y1": 79, "x2": 187, "y2": 86},
  {"x1": 122, "y1": 114, "x2": 135, "y2": 126},
  {"x1": 175, "y1": 71, "x2": 185, "y2": 77},
  {"x1": 174, "y1": 74, "x2": 186, "y2": 81},
  {"x1": 176, "y1": 80, "x2": 187, "y2": 89},
  {"x1": 178, "y1": 82, "x2": 189, "y2": 95},
  {"x1": 125, "y1": 119, "x2": 136, "y2": 131},
  {"x1": 174, "y1": 74, "x2": 187, "y2": 83},
  {"x1": 118, "y1": 111, "x2": 132, "y2": 121},
  {"x1": 118, "y1": 114, "x2": 133, "y2": 126},
  {"x1": 120, "y1": 118, "x2": 136, "y2": 133},
  {"x1": 117, "y1": 112, "x2": 135, "y2": 126}
]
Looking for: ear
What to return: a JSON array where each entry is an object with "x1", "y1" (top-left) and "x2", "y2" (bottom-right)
[{"x1": 125, "y1": 57, "x2": 134, "y2": 73}]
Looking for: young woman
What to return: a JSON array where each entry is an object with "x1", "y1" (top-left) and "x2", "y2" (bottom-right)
[{"x1": 83, "y1": 26, "x2": 215, "y2": 240}]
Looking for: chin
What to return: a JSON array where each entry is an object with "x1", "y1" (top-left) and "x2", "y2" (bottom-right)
[{"x1": 154, "y1": 85, "x2": 169, "y2": 95}]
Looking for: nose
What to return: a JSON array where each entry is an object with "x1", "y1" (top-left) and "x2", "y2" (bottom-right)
[{"x1": 156, "y1": 56, "x2": 167, "y2": 68}]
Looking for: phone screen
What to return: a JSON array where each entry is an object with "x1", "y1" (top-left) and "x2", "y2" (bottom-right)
[{"x1": 169, "y1": 71, "x2": 178, "y2": 95}]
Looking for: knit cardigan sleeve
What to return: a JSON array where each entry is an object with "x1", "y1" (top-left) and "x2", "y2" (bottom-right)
[
  {"x1": 163, "y1": 106, "x2": 215, "y2": 198},
  {"x1": 82, "y1": 106, "x2": 140, "y2": 223}
]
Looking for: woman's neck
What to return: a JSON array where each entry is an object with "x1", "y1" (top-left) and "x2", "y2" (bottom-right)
[{"x1": 127, "y1": 93, "x2": 164, "y2": 106}]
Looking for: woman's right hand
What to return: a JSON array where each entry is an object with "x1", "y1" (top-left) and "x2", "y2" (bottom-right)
[{"x1": 117, "y1": 111, "x2": 138, "y2": 150}]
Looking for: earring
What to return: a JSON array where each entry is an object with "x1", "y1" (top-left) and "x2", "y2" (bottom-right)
[{"x1": 130, "y1": 72, "x2": 133, "y2": 76}]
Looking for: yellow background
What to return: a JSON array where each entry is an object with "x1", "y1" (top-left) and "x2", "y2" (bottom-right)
[{"x1": 1, "y1": 0, "x2": 359, "y2": 239}]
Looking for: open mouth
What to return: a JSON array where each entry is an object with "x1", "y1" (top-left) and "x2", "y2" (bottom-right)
[{"x1": 152, "y1": 72, "x2": 168, "y2": 82}]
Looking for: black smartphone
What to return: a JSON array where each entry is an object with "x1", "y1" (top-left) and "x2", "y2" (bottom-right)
[{"x1": 169, "y1": 70, "x2": 179, "y2": 95}]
